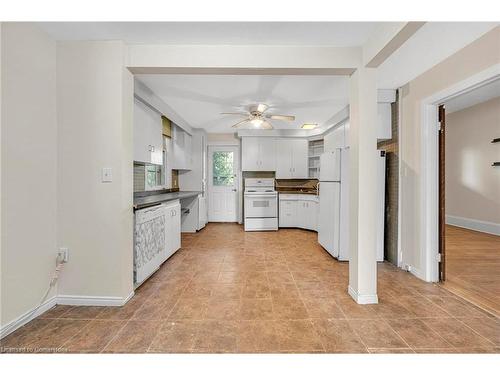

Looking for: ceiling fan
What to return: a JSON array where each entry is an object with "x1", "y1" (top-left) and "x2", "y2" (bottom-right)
[{"x1": 221, "y1": 103, "x2": 295, "y2": 129}]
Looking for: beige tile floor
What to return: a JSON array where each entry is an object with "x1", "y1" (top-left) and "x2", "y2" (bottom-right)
[{"x1": 1, "y1": 223, "x2": 499, "y2": 353}]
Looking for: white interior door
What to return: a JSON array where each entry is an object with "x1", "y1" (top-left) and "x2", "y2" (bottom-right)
[{"x1": 208, "y1": 145, "x2": 239, "y2": 222}]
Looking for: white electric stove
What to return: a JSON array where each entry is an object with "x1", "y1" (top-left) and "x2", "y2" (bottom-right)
[{"x1": 243, "y1": 178, "x2": 278, "y2": 231}]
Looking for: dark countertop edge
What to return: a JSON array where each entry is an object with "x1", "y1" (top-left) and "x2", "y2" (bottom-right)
[
  {"x1": 277, "y1": 191, "x2": 318, "y2": 195},
  {"x1": 133, "y1": 191, "x2": 202, "y2": 211}
]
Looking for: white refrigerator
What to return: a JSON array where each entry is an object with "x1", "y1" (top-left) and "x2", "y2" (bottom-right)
[
  {"x1": 318, "y1": 148, "x2": 385, "y2": 261},
  {"x1": 318, "y1": 148, "x2": 349, "y2": 260}
]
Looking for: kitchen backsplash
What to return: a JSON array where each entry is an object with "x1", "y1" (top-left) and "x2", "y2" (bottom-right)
[
  {"x1": 134, "y1": 162, "x2": 180, "y2": 192},
  {"x1": 133, "y1": 164, "x2": 146, "y2": 192}
]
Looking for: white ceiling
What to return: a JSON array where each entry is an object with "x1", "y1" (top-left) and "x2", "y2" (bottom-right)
[
  {"x1": 136, "y1": 75, "x2": 349, "y2": 133},
  {"x1": 377, "y1": 22, "x2": 498, "y2": 89},
  {"x1": 445, "y1": 79, "x2": 500, "y2": 114},
  {"x1": 38, "y1": 22, "x2": 380, "y2": 46}
]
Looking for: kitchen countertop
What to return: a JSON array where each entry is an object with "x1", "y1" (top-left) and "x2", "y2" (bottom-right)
[{"x1": 133, "y1": 191, "x2": 202, "y2": 210}]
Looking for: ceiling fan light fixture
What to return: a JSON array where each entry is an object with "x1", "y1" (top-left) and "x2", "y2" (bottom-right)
[
  {"x1": 251, "y1": 117, "x2": 264, "y2": 127},
  {"x1": 301, "y1": 123, "x2": 318, "y2": 130}
]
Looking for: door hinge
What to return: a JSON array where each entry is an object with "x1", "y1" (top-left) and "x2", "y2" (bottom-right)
[{"x1": 436, "y1": 253, "x2": 442, "y2": 262}]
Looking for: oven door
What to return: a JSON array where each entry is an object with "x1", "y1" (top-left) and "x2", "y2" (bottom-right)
[{"x1": 244, "y1": 194, "x2": 277, "y2": 218}]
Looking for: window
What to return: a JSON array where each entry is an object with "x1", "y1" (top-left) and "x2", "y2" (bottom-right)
[
  {"x1": 145, "y1": 165, "x2": 162, "y2": 190},
  {"x1": 212, "y1": 151, "x2": 234, "y2": 186}
]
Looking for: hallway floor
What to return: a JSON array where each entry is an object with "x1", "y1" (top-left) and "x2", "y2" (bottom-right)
[
  {"x1": 2, "y1": 224, "x2": 499, "y2": 353},
  {"x1": 442, "y1": 225, "x2": 500, "y2": 318}
]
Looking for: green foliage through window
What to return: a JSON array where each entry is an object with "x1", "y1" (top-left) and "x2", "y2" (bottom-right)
[{"x1": 213, "y1": 151, "x2": 234, "y2": 186}]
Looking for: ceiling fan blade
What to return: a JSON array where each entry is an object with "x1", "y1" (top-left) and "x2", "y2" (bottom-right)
[
  {"x1": 261, "y1": 121, "x2": 273, "y2": 130},
  {"x1": 231, "y1": 119, "x2": 250, "y2": 128},
  {"x1": 256, "y1": 103, "x2": 269, "y2": 113},
  {"x1": 266, "y1": 114, "x2": 295, "y2": 121},
  {"x1": 220, "y1": 112, "x2": 248, "y2": 116}
]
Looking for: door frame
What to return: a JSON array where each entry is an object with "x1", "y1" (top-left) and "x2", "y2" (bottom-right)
[
  {"x1": 438, "y1": 104, "x2": 446, "y2": 282},
  {"x1": 419, "y1": 63, "x2": 500, "y2": 282},
  {"x1": 207, "y1": 144, "x2": 241, "y2": 222}
]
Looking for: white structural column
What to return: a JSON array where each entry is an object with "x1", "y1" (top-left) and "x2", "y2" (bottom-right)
[{"x1": 348, "y1": 67, "x2": 379, "y2": 304}]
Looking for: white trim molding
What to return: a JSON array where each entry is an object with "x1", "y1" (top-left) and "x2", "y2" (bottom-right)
[
  {"x1": 446, "y1": 215, "x2": 500, "y2": 236},
  {"x1": 419, "y1": 63, "x2": 500, "y2": 283},
  {"x1": 0, "y1": 296, "x2": 57, "y2": 340},
  {"x1": 0, "y1": 292, "x2": 134, "y2": 340},
  {"x1": 57, "y1": 292, "x2": 134, "y2": 307},
  {"x1": 348, "y1": 286, "x2": 379, "y2": 305}
]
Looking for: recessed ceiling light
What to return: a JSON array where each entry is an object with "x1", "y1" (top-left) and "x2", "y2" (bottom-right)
[{"x1": 301, "y1": 123, "x2": 317, "y2": 130}]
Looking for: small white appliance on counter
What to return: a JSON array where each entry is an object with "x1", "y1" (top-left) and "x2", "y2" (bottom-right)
[
  {"x1": 318, "y1": 147, "x2": 385, "y2": 261},
  {"x1": 244, "y1": 178, "x2": 278, "y2": 231}
]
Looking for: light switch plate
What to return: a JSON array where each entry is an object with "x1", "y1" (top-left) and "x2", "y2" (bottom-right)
[{"x1": 102, "y1": 167, "x2": 113, "y2": 182}]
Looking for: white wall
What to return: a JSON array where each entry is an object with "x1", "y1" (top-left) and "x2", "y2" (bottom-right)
[
  {"x1": 1, "y1": 23, "x2": 57, "y2": 327},
  {"x1": 207, "y1": 133, "x2": 240, "y2": 145},
  {"x1": 445, "y1": 96, "x2": 500, "y2": 228},
  {"x1": 57, "y1": 41, "x2": 134, "y2": 301},
  {"x1": 399, "y1": 26, "x2": 500, "y2": 278}
]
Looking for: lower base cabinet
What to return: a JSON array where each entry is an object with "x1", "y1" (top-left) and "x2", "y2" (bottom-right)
[
  {"x1": 165, "y1": 200, "x2": 181, "y2": 258},
  {"x1": 279, "y1": 194, "x2": 318, "y2": 231}
]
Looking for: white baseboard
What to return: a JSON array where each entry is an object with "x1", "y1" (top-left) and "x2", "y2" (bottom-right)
[
  {"x1": 348, "y1": 285, "x2": 379, "y2": 304},
  {"x1": 0, "y1": 291, "x2": 134, "y2": 340},
  {"x1": 446, "y1": 215, "x2": 500, "y2": 236},
  {"x1": 57, "y1": 291, "x2": 134, "y2": 307},
  {"x1": 0, "y1": 295, "x2": 57, "y2": 340},
  {"x1": 408, "y1": 266, "x2": 426, "y2": 282}
]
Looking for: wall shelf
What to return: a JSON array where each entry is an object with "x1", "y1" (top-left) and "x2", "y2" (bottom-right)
[{"x1": 308, "y1": 139, "x2": 324, "y2": 178}]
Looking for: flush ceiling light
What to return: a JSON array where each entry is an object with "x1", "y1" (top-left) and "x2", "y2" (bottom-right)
[{"x1": 301, "y1": 123, "x2": 317, "y2": 130}]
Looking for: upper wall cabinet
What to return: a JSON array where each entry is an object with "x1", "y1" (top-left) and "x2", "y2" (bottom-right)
[
  {"x1": 134, "y1": 99, "x2": 163, "y2": 165},
  {"x1": 276, "y1": 139, "x2": 308, "y2": 179},
  {"x1": 171, "y1": 125, "x2": 193, "y2": 170},
  {"x1": 241, "y1": 137, "x2": 276, "y2": 171},
  {"x1": 377, "y1": 103, "x2": 392, "y2": 140}
]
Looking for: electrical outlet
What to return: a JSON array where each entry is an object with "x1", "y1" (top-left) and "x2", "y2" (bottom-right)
[{"x1": 58, "y1": 247, "x2": 69, "y2": 263}]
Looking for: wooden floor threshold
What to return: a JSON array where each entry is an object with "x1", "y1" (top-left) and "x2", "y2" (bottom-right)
[{"x1": 441, "y1": 279, "x2": 499, "y2": 318}]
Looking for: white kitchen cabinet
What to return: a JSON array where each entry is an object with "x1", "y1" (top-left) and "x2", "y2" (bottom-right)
[
  {"x1": 279, "y1": 194, "x2": 318, "y2": 231},
  {"x1": 377, "y1": 103, "x2": 392, "y2": 140},
  {"x1": 324, "y1": 125, "x2": 345, "y2": 152},
  {"x1": 300, "y1": 200, "x2": 318, "y2": 231},
  {"x1": 258, "y1": 137, "x2": 277, "y2": 171},
  {"x1": 276, "y1": 139, "x2": 308, "y2": 179},
  {"x1": 134, "y1": 98, "x2": 163, "y2": 165},
  {"x1": 241, "y1": 137, "x2": 276, "y2": 171},
  {"x1": 165, "y1": 201, "x2": 181, "y2": 258},
  {"x1": 279, "y1": 199, "x2": 297, "y2": 227},
  {"x1": 171, "y1": 125, "x2": 193, "y2": 170}
]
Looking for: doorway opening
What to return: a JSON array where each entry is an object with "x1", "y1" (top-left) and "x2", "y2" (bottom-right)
[{"x1": 438, "y1": 79, "x2": 500, "y2": 317}]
